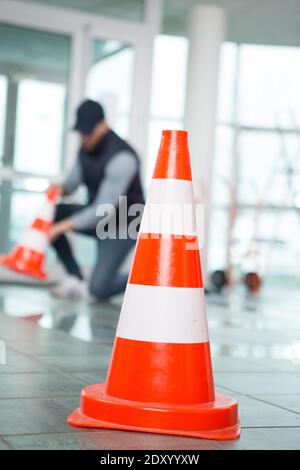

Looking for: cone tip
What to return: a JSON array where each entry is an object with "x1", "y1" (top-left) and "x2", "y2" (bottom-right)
[
  {"x1": 162, "y1": 129, "x2": 188, "y2": 137},
  {"x1": 47, "y1": 186, "x2": 60, "y2": 203},
  {"x1": 153, "y1": 129, "x2": 191, "y2": 180}
]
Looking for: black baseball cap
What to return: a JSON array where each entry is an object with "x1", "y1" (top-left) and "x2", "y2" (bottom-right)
[{"x1": 73, "y1": 99, "x2": 105, "y2": 134}]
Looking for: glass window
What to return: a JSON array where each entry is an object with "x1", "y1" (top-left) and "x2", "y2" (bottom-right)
[
  {"x1": 147, "y1": 35, "x2": 188, "y2": 187},
  {"x1": 0, "y1": 23, "x2": 70, "y2": 175},
  {"x1": 14, "y1": 79, "x2": 66, "y2": 176},
  {"x1": 0, "y1": 24, "x2": 70, "y2": 254},
  {"x1": 212, "y1": 126, "x2": 234, "y2": 207},
  {"x1": 211, "y1": 42, "x2": 300, "y2": 282},
  {"x1": 238, "y1": 131, "x2": 280, "y2": 205},
  {"x1": 232, "y1": 209, "x2": 300, "y2": 278},
  {"x1": 208, "y1": 209, "x2": 229, "y2": 272},
  {"x1": 0, "y1": 23, "x2": 70, "y2": 80},
  {"x1": 237, "y1": 131, "x2": 300, "y2": 207},
  {"x1": 217, "y1": 42, "x2": 237, "y2": 124},
  {"x1": 150, "y1": 35, "x2": 188, "y2": 120},
  {"x1": 86, "y1": 42, "x2": 135, "y2": 139},
  {"x1": 239, "y1": 45, "x2": 300, "y2": 129},
  {"x1": 0, "y1": 75, "x2": 7, "y2": 162}
]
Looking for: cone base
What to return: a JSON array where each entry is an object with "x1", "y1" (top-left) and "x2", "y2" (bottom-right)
[
  {"x1": 68, "y1": 384, "x2": 240, "y2": 441},
  {"x1": 0, "y1": 255, "x2": 47, "y2": 281}
]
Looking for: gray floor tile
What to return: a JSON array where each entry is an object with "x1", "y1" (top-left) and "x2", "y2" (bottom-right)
[
  {"x1": 39, "y1": 350, "x2": 111, "y2": 372},
  {"x1": 214, "y1": 427, "x2": 300, "y2": 450},
  {"x1": 211, "y1": 356, "x2": 273, "y2": 373},
  {"x1": 4, "y1": 431, "x2": 218, "y2": 450},
  {"x1": 6, "y1": 334, "x2": 103, "y2": 357},
  {"x1": 251, "y1": 395, "x2": 300, "y2": 414},
  {"x1": 0, "y1": 438, "x2": 11, "y2": 450},
  {"x1": 0, "y1": 347, "x2": 44, "y2": 374},
  {"x1": 235, "y1": 395, "x2": 300, "y2": 427},
  {"x1": 252, "y1": 359, "x2": 300, "y2": 373},
  {"x1": 214, "y1": 372, "x2": 300, "y2": 395},
  {"x1": 0, "y1": 373, "x2": 84, "y2": 399},
  {"x1": 1, "y1": 284, "x2": 300, "y2": 450},
  {"x1": 71, "y1": 371, "x2": 107, "y2": 385},
  {"x1": 0, "y1": 397, "x2": 79, "y2": 435}
]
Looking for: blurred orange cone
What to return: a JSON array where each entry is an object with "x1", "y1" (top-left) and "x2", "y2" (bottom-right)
[
  {"x1": 68, "y1": 130, "x2": 240, "y2": 440},
  {"x1": 0, "y1": 186, "x2": 59, "y2": 280}
]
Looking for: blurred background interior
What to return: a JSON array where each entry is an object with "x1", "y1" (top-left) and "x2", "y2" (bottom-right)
[
  {"x1": 1, "y1": 1, "x2": 300, "y2": 451},
  {"x1": 1, "y1": 0, "x2": 300, "y2": 291}
]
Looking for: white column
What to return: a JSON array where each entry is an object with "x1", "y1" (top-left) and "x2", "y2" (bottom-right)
[
  {"x1": 130, "y1": 0, "x2": 163, "y2": 174},
  {"x1": 185, "y1": 4, "x2": 226, "y2": 280},
  {"x1": 64, "y1": 25, "x2": 91, "y2": 172}
]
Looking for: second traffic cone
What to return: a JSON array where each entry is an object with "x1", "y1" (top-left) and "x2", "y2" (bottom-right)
[
  {"x1": 68, "y1": 130, "x2": 240, "y2": 440},
  {"x1": 0, "y1": 186, "x2": 60, "y2": 280}
]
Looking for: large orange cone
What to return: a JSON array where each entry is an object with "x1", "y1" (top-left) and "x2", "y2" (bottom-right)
[
  {"x1": 0, "y1": 186, "x2": 60, "y2": 280},
  {"x1": 68, "y1": 130, "x2": 240, "y2": 440}
]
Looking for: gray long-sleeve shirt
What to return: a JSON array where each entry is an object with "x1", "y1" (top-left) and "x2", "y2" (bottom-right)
[{"x1": 62, "y1": 151, "x2": 138, "y2": 231}]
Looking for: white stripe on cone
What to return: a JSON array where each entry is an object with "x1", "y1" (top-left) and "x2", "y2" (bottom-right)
[
  {"x1": 140, "y1": 179, "x2": 197, "y2": 236},
  {"x1": 20, "y1": 228, "x2": 48, "y2": 253},
  {"x1": 116, "y1": 284, "x2": 209, "y2": 344},
  {"x1": 36, "y1": 201, "x2": 55, "y2": 223}
]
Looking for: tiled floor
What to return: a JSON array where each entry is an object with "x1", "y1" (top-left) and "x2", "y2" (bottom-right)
[{"x1": 0, "y1": 284, "x2": 300, "y2": 450}]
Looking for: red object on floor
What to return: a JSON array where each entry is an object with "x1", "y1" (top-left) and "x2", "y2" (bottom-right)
[
  {"x1": 68, "y1": 130, "x2": 240, "y2": 440},
  {"x1": 0, "y1": 186, "x2": 60, "y2": 280},
  {"x1": 24, "y1": 314, "x2": 43, "y2": 323},
  {"x1": 244, "y1": 272, "x2": 261, "y2": 293}
]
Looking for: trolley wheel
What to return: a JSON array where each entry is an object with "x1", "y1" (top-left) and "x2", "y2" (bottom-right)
[
  {"x1": 211, "y1": 270, "x2": 228, "y2": 292},
  {"x1": 244, "y1": 272, "x2": 261, "y2": 293}
]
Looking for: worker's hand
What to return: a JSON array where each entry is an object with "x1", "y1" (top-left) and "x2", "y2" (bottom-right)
[
  {"x1": 48, "y1": 184, "x2": 63, "y2": 197},
  {"x1": 49, "y1": 219, "x2": 74, "y2": 243}
]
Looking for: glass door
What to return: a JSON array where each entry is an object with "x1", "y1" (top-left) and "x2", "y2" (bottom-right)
[
  {"x1": 74, "y1": 38, "x2": 136, "y2": 267},
  {"x1": 86, "y1": 39, "x2": 135, "y2": 139},
  {"x1": 0, "y1": 23, "x2": 71, "y2": 254}
]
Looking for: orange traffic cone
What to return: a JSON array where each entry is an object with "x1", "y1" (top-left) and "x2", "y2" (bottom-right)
[
  {"x1": 68, "y1": 130, "x2": 240, "y2": 440},
  {"x1": 0, "y1": 186, "x2": 59, "y2": 280}
]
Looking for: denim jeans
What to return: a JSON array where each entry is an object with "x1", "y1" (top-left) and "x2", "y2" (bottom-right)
[{"x1": 51, "y1": 204, "x2": 135, "y2": 300}]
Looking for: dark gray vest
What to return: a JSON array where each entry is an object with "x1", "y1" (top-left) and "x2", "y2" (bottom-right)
[{"x1": 78, "y1": 130, "x2": 144, "y2": 227}]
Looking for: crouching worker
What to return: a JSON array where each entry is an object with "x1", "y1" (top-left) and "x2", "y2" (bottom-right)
[{"x1": 49, "y1": 99, "x2": 144, "y2": 301}]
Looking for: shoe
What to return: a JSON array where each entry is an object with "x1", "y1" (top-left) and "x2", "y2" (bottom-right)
[{"x1": 51, "y1": 275, "x2": 90, "y2": 301}]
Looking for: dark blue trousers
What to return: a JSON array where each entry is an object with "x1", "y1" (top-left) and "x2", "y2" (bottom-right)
[{"x1": 52, "y1": 204, "x2": 135, "y2": 299}]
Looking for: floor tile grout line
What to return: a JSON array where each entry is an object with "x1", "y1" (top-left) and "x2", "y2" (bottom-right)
[
  {"x1": 214, "y1": 383, "x2": 300, "y2": 416},
  {"x1": 0, "y1": 436, "x2": 14, "y2": 450},
  {"x1": 213, "y1": 356, "x2": 299, "y2": 374},
  {"x1": 2, "y1": 320, "x2": 112, "y2": 346},
  {"x1": 5, "y1": 341, "x2": 112, "y2": 357},
  {"x1": 214, "y1": 382, "x2": 300, "y2": 398},
  {"x1": 0, "y1": 369, "x2": 107, "y2": 375},
  {"x1": 2, "y1": 294, "x2": 300, "y2": 449},
  {"x1": 214, "y1": 371, "x2": 298, "y2": 374},
  {"x1": 0, "y1": 371, "x2": 55, "y2": 375},
  {"x1": 6, "y1": 343, "x2": 298, "y2": 375},
  {"x1": 240, "y1": 425, "x2": 300, "y2": 429},
  {"x1": 240, "y1": 394, "x2": 300, "y2": 417},
  {"x1": 1, "y1": 431, "x2": 111, "y2": 438},
  {"x1": 0, "y1": 395, "x2": 83, "y2": 400},
  {"x1": 0, "y1": 395, "x2": 80, "y2": 401},
  {"x1": 2, "y1": 426, "x2": 300, "y2": 440},
  {"x1": 1, "y1": 357, "x2": 107, "y2": 385}
]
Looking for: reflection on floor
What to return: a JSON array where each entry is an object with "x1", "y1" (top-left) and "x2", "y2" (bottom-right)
[{"x1": 0, "y1": 283, "x2": 299, "y2": 450}]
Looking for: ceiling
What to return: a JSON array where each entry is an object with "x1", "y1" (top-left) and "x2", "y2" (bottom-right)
[
  {"x1": 163, "y1": 0, "x2": 300, "y2": 46},
  {"x1": 0, "y1": 24, "x2": 129, "y2": 77},
  {"x1": 17, "y1": 0, "x2": 145, "y2": 22},
  {"x1": 0, "y1": 23, "x2": 71, "y2": 77},
  {"x1": 8, "y1": 0, "x2": 300, "y2": 46}
]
